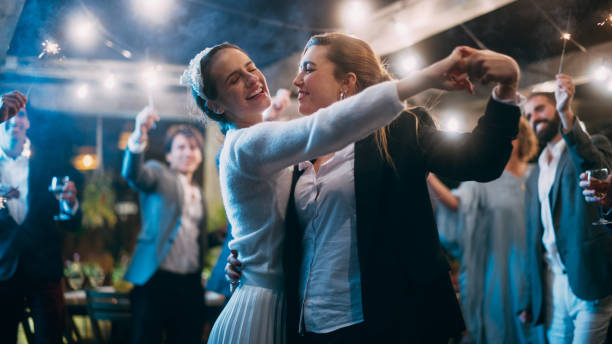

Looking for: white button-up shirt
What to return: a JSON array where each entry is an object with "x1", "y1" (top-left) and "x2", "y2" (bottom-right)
[
  {"x1": 0, "y1": 140, "x2": 31, "y2": 224},
  {"x1": 294, "y1": 143, "x2": 364, "y2": 334},
  {"x1": 159, "y1": 173, "x2": 203, "y2": 274},
  {"x1": 537, "y1": 138, "x2": 567, "y2": 274}
]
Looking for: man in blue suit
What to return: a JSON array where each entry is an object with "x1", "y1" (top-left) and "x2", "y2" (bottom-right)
[
  {"x1": 122, "y1": 106, "x2": 209, "y2": 344},
  {"x1": 519, "y1": 74, "x2": 612, "y2": 343},
  {"x1": 0, "y1": 108, "x2": 81, "y2": 344}
]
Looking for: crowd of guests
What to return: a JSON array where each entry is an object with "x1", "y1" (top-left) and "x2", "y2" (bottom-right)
[{"x1": 0, "y1": 30, "x2": 611, "y2": 344}]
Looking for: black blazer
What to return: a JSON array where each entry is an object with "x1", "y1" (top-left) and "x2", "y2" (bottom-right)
[
  {"x1": 0, "y1": 148, "x2": 82, "y2": 282},
  {"x1": 284, "y1": 99, "x2": 520, "y2": 342},
  {"x1": 522, "y1": 124, "x2": 612, "y2": 325}
]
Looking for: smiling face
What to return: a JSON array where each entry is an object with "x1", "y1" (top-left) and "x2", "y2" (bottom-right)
[
  {"x1": 524, "y1": 94, "x2": 561, "y2": 144},
  {"x1": 165, "y1": 133, "x2": 202, "y2": 176},
  {"x1": 207, "y1": 48, "x2": 271, "y2": 128},
  {"x1": 1, "y1": 110, "x2": 29, "y2": 149},
  {"x1": 293, "y1": 45, "x2": 345, "y2": 115}
]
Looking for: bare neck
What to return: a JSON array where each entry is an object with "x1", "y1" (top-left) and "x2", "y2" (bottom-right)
[{"x1": 504, "y1": 154, "x2": 528, "y2": 178}]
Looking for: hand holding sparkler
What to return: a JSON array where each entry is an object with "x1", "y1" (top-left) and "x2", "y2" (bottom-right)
[
  {"x1": 0, "y1": 91, "x2": 27, "y2": 124},
  {"x1": 26, "y1": 40, "x2": 62, "y2": 99},
  {"x1": 554, "y1": 74, "x2": 576, "y2": 131},
  {"x1": 132, "y1": 106, "x2": 160, "y2": 144}
]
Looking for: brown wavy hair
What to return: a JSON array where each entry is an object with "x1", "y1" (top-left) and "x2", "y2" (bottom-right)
[{"x1": 304, "y1": 32, "x2": 406, "y2": 170}]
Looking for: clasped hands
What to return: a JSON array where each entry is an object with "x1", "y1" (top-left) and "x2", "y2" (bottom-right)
[{"x1": 424, "y1": 46, "x2": 520, "y2": 100}]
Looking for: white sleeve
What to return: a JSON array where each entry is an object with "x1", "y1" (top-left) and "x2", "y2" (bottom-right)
[{"x1": 222, "y1": 80, "x2": 404, "y2": 177}]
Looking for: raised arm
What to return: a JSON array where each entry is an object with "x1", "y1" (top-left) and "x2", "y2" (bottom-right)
[
  {"x1": 427, "y1": 174, "x2": 459, "y2": 211},
  {"x1": 121, "y1": 106, "x2": 162, "y2": 192},
  {"x1": 223, "y1": 46, "x2": 499, "y2": 177}
]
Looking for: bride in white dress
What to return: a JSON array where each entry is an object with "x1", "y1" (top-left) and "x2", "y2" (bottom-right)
[{"x1": 180, "y1": 41, "x2": 480, "y2": 343}]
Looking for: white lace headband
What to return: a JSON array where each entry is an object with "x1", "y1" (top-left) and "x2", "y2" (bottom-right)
[{"x1": 180, "y1": 47, "x2": 212, "y2": 101}]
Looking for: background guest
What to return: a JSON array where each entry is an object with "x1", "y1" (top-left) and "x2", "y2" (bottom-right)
[
  {"x1": 430, "y1": 116, "x2": 541, "y2": 344},
  {"x1": 121, "y1": 106, "x2": 210, "y2": 344},
  {"x1": 0, "y1": 108, "x2": 82, "y2": 344},
  {"x1": 519, "y1": 74, "x2": 612, "y2": 343}
]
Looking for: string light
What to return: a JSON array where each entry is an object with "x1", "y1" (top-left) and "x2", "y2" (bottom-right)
[
  {"x1": 67, "y1": 15, "x2": 98, "y2": 49},
  {"x1": 133, "y1": 0, "x2": 174, "y2": 24},
  {"x1": 76, "y1": 84, "x2": 89, "y2": 99},
  {"x1": 104, "y1": 74, "x2": 116, "y2": 90},
  {"x1": 340, "y1": 1, "x2": 370, "y2": 29}
]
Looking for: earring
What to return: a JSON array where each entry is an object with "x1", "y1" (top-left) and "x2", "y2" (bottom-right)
[{"x1": 339, "y1": 91, "x2": 346, "y2": 100}]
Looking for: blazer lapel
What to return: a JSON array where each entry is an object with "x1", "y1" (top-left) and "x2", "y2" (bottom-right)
[
  {"x1": 549, "y1": 149, "x2": 569, "y2": 220},
  {"x1": 354, "y1": 137, "x2": 383, "y2": 251}
]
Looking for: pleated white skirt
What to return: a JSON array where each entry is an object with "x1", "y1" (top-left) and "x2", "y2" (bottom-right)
[{"x1": 207, "y1": 284, "x2": 286, "y2": 344}]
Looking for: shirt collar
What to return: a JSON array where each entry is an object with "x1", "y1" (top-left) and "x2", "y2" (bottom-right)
[
  {"x1": 538, "y1": 138, "x2": 566, "y2": 167},
  {"x1": 297, "y1": 143, "x2": 354, "y2": 172}
]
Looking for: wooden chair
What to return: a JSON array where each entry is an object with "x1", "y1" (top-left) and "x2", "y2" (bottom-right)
[{"x1": 84, "y1": 289, "x2": 131, "y2": 344}]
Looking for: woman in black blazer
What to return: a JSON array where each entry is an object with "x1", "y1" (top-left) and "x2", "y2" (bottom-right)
[{"x1": 229, "y1": 32, "x2": 522, "y2": 344}]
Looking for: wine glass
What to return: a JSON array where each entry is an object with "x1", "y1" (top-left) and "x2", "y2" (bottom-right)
[
  {"x1": 586, "y1": 168, "x2": 611, "y2": 226},
  {"x1": 48, "y1": 176, "x2": 70, "y2": 221}
]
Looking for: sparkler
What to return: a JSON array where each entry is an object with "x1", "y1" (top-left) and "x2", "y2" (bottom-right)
[
  {"x1": 26, "y1": 40, "x2": 63, "y2": 98},
  {"x1": 38, "y1": 40, "x2": 61, "y2": 59},
  {"x1": 558, "y1": 15, "x2": 571, "y2": 75},
  {"x1": 597, "y1": 14, "x2": 612, "y2": 26},
  {"x1": 558, "y1": 33, "x2": 570, "y2": 74},
  {"x1": 145, "y1": 48, "x2": 155, "y2": 109}
]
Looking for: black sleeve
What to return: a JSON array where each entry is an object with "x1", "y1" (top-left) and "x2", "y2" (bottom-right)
[{"x1": 417, "y1": 98, "x2": 520, "y2": 182}]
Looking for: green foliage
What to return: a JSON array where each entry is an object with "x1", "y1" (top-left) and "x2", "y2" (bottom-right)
[
  {"x1": 81, "y1": 172, "x2": 117, "y2": 229},
  {"x1": 207, "y1": 201, "x2": 227, "y2": 232}
]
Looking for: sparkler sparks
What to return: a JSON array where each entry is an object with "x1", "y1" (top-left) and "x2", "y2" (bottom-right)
[
  {"x1": 38, "y1": 40, "x2": 61, "y2": 59},
  {"x1": 597, "y1": 14, "x2": 612, "y2": 26}
]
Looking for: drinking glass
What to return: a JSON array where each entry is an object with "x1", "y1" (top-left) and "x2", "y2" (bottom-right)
[
  {"x1": 48, "y1": 176, "x2": 70, "y2": 220},
  {"x1": 586, "y1": 168, "x2": 611, "y2": 226}
]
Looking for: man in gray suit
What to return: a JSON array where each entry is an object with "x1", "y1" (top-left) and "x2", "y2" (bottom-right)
[
  {"x1": 519, "y1": 74, "x2": 612, "y2": 343},
  {"x1": 122, "y1": 106, "x2": 208, "y2": 344}
]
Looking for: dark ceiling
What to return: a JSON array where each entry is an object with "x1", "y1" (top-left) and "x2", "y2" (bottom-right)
[{"x1": 9, "y1": 0, "x2": 611, "y2": 70}]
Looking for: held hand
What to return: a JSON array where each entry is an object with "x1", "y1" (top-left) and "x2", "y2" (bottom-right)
[
  {"x1": 554, "y1": 74, "x2": 576, "y2": 129},
  {"x1": 60, "y1": 181, "x2": 77, "y2": 208},
  {"x1": 463, "y1": 47, "x2": 520, "y2": 89},
  {"x1": 225, "y1": 249, "x2": 242, "y2": 292},
  {"x1": 133, "y1": 106, "x2": 160, "y2": 143},
  {"x1": 518, "y1": 310, "x2": 533, "y2": 324},
  {"x1": 423, "y1": 46, "x2": 475, "y2": 95},
  {"x1": 0, "y1": 91, "x2": 27, "y2": 123}
]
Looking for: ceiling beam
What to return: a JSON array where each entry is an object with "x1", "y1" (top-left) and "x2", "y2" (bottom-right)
[
  {"x1": 0, "y1": 0, "x2": 25, "y2": 65},
  {"x1": 352, "y1": 0, "x2": 517, "y2": 56}
]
